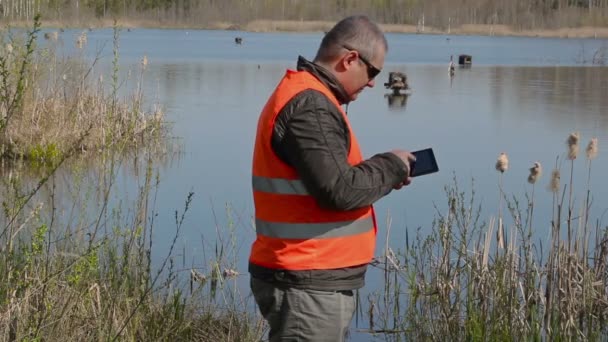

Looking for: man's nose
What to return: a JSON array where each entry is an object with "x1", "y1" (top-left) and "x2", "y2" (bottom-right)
[{"x1": 367, "y1": 78, "x2": 375, "y2": 88}]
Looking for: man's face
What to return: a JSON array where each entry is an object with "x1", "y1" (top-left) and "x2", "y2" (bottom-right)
[{"x1": 341, "y1": 45, "x2": 385, "y2": 102}]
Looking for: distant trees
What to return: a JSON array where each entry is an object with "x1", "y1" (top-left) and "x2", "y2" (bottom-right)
[{"x1": 0, "y1": 0, "x2": 607, "y2": 28}]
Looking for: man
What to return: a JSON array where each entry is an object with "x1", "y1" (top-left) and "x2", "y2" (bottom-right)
[{"x1": 249, "y1": 15, "x2": 415, "y2": 341}]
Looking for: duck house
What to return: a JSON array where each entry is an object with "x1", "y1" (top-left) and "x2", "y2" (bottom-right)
[
  {"x1": 384, "y1": 71, "x2": 410, "y2": 95},
  {"x1": 458, "y1": 54, "x2": 472, "y2": 65}
]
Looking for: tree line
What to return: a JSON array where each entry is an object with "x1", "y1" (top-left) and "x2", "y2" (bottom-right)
[{"x1": 1, "y1": 0, "x2": 607, "y2": 29}]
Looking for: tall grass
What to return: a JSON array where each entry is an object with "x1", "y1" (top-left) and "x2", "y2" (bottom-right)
[
  {"x1": 365, "y1": 134, "x2": 606, "y2": 341},
  {"x1": 0, "y1": 17, "x2": 262, "y2": 341},
  {"x1": 0, "y1": 15, "x2": 164, "y2": 165},
  {"x1": 0, "y1": 155, "x2": 263, "y2": 341}
]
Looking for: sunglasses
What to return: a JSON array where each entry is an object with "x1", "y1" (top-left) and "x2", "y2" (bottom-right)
[{"x1": 342, "y1": 45, "x2": 382, "y2": 79}]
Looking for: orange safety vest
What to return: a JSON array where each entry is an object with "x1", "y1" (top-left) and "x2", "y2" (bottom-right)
[{"x1": 250, "y1": 69, "x2": 377, "y2": 271}]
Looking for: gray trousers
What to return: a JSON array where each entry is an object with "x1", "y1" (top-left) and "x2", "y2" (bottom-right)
[{"x1": 251, "y1": 277, "x2": 356, "y2": 342}]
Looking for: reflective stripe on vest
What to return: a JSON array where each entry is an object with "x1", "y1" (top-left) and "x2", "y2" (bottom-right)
[
  {"x1": 252, "y1": 175, "x2": 308, "y2": 195},
  {"x1": 255, "y1": 216, "x2": 373, "y2": 239}
]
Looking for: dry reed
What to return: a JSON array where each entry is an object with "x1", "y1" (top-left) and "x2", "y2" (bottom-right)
[
  {"x1": 496, "y1": 152, "x2": 509, "y2": 250},
  {"x1": 0, "y1": 16, "x2": 165, "y2": 165},
  {"x1": 365, "y1": 136, "x2": 606, "y2": 341},
  {"x1": 0, "y1": 17, "x2": 262, "y2": 341},
  {"x1": 527, "y1": 162, "x2": 542, "y2": 184}
]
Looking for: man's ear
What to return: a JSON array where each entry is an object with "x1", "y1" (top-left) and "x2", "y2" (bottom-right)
[{"x1": 342, "y1": 51, "x2": 357, "y2": 70}]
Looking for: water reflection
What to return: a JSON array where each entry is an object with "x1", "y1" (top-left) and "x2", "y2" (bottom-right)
[
  {"x1": 486, "y1": 66, "x2": 608, "y2": 128},
  {"x1": 0, "y1": 145, "x2": 180, "y2": 243},
  {"x1": 385, "y1": 93, "x2": 409, "y2": 111}
]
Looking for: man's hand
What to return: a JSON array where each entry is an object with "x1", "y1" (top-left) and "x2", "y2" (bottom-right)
[
  {"x1": 393, "y1": 177, "x2": 412, "y2": 190},
  {"x1": 390, "y1": 149, "x2": 416, "y2": 173},
  {"x1": 390, "y1": 149, "x2": 416, "y2": 190}
]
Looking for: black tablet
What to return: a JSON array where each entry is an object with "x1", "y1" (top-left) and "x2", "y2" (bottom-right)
[{"x1": 410, "y1": 148, "x2": 439, "y2": 177}]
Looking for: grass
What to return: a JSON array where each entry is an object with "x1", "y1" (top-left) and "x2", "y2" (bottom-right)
[
  {"x1": 0, "y1": 15, "x2": 165, "y2": 165},
  {"x1": 0, "y1": 156, "x2": 264, "y2": 341},
  {"x1": 0, "y1": 16, "x2": 264, "y2": 341},
  {"x1": 363, "y1": 133, "x2": 607, "y2": 341}
]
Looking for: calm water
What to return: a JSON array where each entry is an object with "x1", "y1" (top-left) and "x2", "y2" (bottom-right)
[{"x1": 42, "y1": 28, "x2": 608, "y2": 340}]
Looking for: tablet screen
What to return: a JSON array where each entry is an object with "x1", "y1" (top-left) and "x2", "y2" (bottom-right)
[{"x1": 410, "y1": 148, "x2": 439, "y2": 177}]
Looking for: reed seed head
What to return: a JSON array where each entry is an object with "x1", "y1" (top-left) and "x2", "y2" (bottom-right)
[
  {"x1": 6, "y1": 44, "x2": 13, "y2": 54},
  {"x1": 567, "y1": 132, "x2": 580, "y2": 160},
  {"x1": 76, "y1": 32, "x2": 88, "y2": 49},
  {"x1": 548, "y1": 168, "x2": 560, "y2": 193},
  {"x1": 495, "y1": 152, "x2": 509, "y2": 173},
  {"x1": 222, "y1": 268, "x2": 239, "y2": 278},
  {"x1": 141, "y1": 55, "x2": 148, "y2": 69},
  {"x1": 586, "y1": 137, "x2": 598, "y2": 160},
  {"x1": 190, "y1": 269, "x2": 207, "y2": 283},
  {"x1": 528, "y1": 161, "x2": 542, "y2": 184}
]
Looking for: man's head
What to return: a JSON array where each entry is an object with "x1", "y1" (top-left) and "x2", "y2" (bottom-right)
[{"x1": 314, "y1": 15, "x2": 387, "y2": 102}]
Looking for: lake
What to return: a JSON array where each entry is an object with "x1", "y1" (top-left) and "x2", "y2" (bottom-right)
[{"x1": 40, "y1": 28, "x2": 608, "y2": 340}]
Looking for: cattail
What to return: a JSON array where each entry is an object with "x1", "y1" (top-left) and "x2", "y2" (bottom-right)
[
  {"x1": 141, "y1": 55, "x2": 148, "y2": 69},
  {"x1": 76, "y1": 31, "x2": 88, "y2": 49},
  {"x1": 190, "y1": 269, "x2": 207, "y2": 283},
  {"x1": 567, "y1": 132, "x2": 580, "y2": 160},
  {"x1": 222, "y1": 268, "x2": 239, "y2": 278},
  {"x1": 5, "y1": 44, "x2": 13, "y2": 54},
  {"x1": 586, "y1": 138, "x2": 598, "y2": 160},
  {"x1": 528, "y1": 162, "x2": 542, "y2": 184},
  {"x1": 495, "y1": 152, "x2": 509, "y2": 173},
  {"x1": 548, "y1": 169, "x2": 560, "y2": 193}
]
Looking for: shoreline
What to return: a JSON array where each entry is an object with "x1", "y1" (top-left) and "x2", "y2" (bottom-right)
[{"x1": 7, "y1": 18, "x2": 608, "y2": 39}]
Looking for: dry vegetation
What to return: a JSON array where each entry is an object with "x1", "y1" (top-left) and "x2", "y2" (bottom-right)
[
  {"x1": 0, "y1": 158, "x2": 264, "y2": 341},
  {"x1": 364, "y1": 134, "x2": 608, "y2": 340},
  {"x1": 0, "y1": 17, "x2": 166, "y2": 165},
  {"x1": 230, "y1": 20, "x2": 608, "y2": 38},
  {"x1": 0, "y1": 16, "x2": 264, "y2": 341},
  {"x1": 3, "y1": 0, "x2": 608, "y2": 38}
]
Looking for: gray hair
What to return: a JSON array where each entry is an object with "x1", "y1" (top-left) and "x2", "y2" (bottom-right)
[{"x1": 314, "y1": 15, "x2": 388, "y2": 63}]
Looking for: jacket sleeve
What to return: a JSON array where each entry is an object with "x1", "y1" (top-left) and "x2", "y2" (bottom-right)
[{"x1": 274, "y1": 90, "x2": 409, "y2": 211}]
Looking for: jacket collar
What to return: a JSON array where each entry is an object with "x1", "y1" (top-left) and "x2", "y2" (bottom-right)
[{"x1": 297, "y1": 56, "x2": 350, "y2": 105}]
